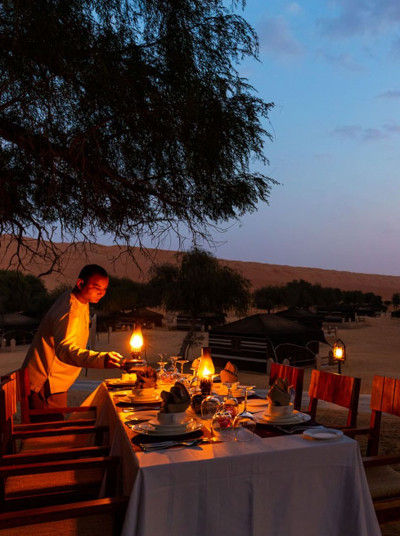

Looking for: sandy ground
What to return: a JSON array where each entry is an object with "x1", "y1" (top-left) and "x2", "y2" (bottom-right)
[{"x1": 2, "y1": 314, "x2": 399, "y2": 390}]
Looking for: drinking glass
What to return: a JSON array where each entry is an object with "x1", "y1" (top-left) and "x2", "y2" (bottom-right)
[
  {"x1": 201, "y1": 394, "x2": 221, "y2": 420},
  {"x1": 233, "y1": 386, "x2": 257, "y2": 441},
  {"x1": 177, "y1": 358, "x2": 189, "y2": 375},
  {"x1": 211, "y1": 408, "x2": 235, "y2": 441},
  {"x1": 222, "y1": 382, "x2": 239, "y2": 418},
  {"x1": 169, "y1": 356, "x2": 180, "y2": 378}
]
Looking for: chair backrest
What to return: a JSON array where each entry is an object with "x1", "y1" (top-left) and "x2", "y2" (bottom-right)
[
  {"x1": 0, "y1": 374, "x2": 17, "y2": 454},
  {"x1": 269, "y1": 363, "x2": 304, "y2": 411},
  {"x1": 1, "y1": 368, "x2": 32, "y2": 423},
  {"x1": 367, "y1": 375, "x2": 400, "y2": 456},
  {"x1": 308, "y1": 369, "x2": 361, "y2": 427}
]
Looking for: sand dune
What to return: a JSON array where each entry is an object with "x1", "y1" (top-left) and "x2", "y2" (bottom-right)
[{"x1": 1, "y1": 236, "x2": 400, "y2": 298}]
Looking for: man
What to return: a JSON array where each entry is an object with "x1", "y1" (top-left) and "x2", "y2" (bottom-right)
[{"x1": 23, "y1": 264, "x2": 122, "y2": 413}]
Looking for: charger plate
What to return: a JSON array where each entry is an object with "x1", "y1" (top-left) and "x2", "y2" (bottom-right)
[
  {"x1": 131, "y1": 420, "x2": 202, "y2": 437},
  {"x1": 256, "y1": 411, "x2": 311, "y2": 426},
  {"x1": 120, "y1": 394, "x2": 162, "y2": 404}
]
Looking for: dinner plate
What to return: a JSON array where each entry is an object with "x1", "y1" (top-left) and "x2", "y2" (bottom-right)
[
  {"x1": 119, "y1": 394, "x2": 161, "y2": 404},
  {"x1": 131, "y1": 420, "x2": 202, "y2": 437},
  {"x1": 256, "y1": 411, "x2": 311, "y2": 425},
  {"x1": 302, "y1": 428, "x2": 343, "y2": 441},
  {"x1": 247, "y1": 399, "x2": 268, "y2": 408},
  {"x1": 147, "y1": 419, "x2": 191, "y2": 433}
]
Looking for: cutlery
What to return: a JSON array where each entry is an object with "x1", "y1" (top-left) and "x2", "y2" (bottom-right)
[
  {"x1": 140, "y1": 438, "x2": 204, "y2": 451},
  {"x1": 139, "y1": 438, "x2": 222, "y2": 451}
]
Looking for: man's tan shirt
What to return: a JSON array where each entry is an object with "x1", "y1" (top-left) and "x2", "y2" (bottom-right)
[{"x1": 23, "y1": 291, "x2": 106, "y2": 394}]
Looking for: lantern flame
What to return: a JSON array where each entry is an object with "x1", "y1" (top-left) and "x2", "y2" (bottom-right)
[
  {"x1": 130, "y1": 326, "x2": 144, "y2": 352},
  {"x1": 197, "y1": 347, "x2": 215, "y2": 378}
]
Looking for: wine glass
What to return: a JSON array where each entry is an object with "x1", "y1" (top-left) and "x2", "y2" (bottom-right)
[
  {"x1": 211, "y1": 407, "x2": 235, "y2": 441},
  {"x1": 169, "y1": 356, "x2": 180, "y2": 378},
  {"x1": 200, "y1": 394, "x2": 221, "y2": 420},
  {"x1": 233, "y1": 386, "x2": 257, "y2": 441},
  {"x1": 222, "y1": 382, "x2": 239, "y2": 418},
  {"x1": 177, "y1": 358, "x2": 189, "y2": 375}
]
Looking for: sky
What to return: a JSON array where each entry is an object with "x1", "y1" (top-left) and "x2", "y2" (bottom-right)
[{"x1": 156, "y1": 0, "x2": 400, "y2": 276}]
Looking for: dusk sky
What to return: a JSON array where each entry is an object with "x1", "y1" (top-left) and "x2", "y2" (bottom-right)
[{"x1": 152, "y1": 0, "x2": 400, "y2": 276}]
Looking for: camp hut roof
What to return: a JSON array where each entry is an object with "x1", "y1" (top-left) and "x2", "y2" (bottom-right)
[
  {"x1": 211, "y1": 313, "x2": 326, "y2": 345},
  {"x1": 1, "y1": 313, "x2": 39, "y2": 327},
  {"x1": 276, "y1": 308, "x2": 323, "y2": 328}
]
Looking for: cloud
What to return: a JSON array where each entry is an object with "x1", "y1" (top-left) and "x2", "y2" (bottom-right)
[
  {"x1": 376, "y1": 90, "x2": 400, "y2": 99},
  {"x1": 318, "y1": 50, "x2": 364, "y2": 72},
  {"x1": 258, "y1": 17, "x2": 304, "y2": 58},
  {"x1": 331, "y1": 125, "x2": 362, "y2": 138},
  {"x1": 331, "y1": 122, "x2": 400, "y2": 141},
  {"x1": 319, "y1": 0, "x2": 400, "y2": 38}
]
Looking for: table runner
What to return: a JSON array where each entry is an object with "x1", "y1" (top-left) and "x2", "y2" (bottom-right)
[{"x1": 84, "y1": 383, "x2": 381, "y2": 536}]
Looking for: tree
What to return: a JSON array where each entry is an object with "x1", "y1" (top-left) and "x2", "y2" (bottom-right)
[
  {"x1": 393, "y1": 293, "x2": 400, "y2": 310},
  {"x1": 0, "y1": 269, "x2": 49, "y2": 316},
  {"x1": 0, "y1": 0, "x2": 276, "y2": 274},
  {"x1": 148, "y1": 249, "x2": 251, "y2": 355},
  {"x1": 253, "y1": 286, "x2": 284, "y2": 313},
  {"x1": 96, "y1": 276, "x2": 148, "y2": 314}
]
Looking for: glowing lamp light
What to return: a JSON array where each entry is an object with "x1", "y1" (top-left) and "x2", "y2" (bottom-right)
[
  {"x1": 332, "y1": 338, "x2": 346, "y2": 374},
  {"x1": 130, "y1": 325, "x2": 144, "y2": 354},
  {"x1": 197, "y1": 347, "x2": 215, "y2": 379}
]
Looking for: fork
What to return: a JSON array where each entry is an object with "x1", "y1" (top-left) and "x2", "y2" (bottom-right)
[{"x1": 140, "y1": 438, "x2": 203, "y2": 451}]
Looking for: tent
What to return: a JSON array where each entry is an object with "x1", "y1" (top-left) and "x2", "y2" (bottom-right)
[{"x1": 209, "y1": 313, "x2": 326, "y2": 372}]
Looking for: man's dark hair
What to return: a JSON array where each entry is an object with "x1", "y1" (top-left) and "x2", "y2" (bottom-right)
[{"x1": 78, "y1": 264, "x2": 108, "y2": 284}]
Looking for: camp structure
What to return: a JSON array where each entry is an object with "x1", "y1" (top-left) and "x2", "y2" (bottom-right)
[
  {"x1": 97, "y1": 307, "x2": 164, "y2": 331},
  {"x1": 209, "y1": 313, "x2": 327, "y2": 373}
]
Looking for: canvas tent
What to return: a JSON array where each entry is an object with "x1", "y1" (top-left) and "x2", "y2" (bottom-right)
[{"x1": 209, "y1": 313, "x2": 326, "y2": 372}]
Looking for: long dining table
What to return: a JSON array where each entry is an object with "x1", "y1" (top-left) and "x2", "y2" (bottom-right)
[{"x1": 82, "y1": 382, "x2": 381, "y2": 536}]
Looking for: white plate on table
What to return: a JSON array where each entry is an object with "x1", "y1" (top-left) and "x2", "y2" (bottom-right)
[
  {"x1": 119, "y1": 394, "x2": 161, "y2": 404},
  {"x1": 256, "y1": 411, "x2": 311, "y2": 425},
  {"x1": 302, "y1": 428, "x2": 343, "y2": 441},
  {"x1": 131, "y1": 420, "x2": 202, "y2": 437},
  {"x1": 247, "y1": 399, "x2": 268, "y2": 408}
]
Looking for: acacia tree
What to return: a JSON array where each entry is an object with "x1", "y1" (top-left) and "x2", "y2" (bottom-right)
[
  {"x1": 148, "y1": 249, "x2": 251, "y2": 356},
  {"x1": 0, "y1": 0, "x2": 275, "y2": 274}
]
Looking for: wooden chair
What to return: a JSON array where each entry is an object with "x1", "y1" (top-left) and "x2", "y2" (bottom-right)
[
  {"x1": 0, "y1": 497, "x2": 128, "y2": 536},
  {"x1": 345, "y1": 375, "x2": 400, "y2": 524},
  {"x1": 0, "y1": 374, "x2": 107, "y2": 455},
  {"x1": 0, "y1": 376, "x2": 118, "y2": 513},
  {"x1": 269, "y1": 362, "x2": 304, "y2": 411},
  {"x1": 3, "y1": 368, "x2": 97, "y2": 424},
  {"x1": 308, "y1": 369, "x2": 361, "y2": 428}
]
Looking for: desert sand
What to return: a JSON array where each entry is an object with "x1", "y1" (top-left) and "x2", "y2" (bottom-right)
[{"x1": 2, "y1": 235, "x2": 400, "y2": 298}]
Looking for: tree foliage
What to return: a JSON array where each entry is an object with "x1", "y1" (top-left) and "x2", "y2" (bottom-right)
[
  {"x1": 0, "y1": 269, "x2": 49, "y2": 315},
  {"x1": 148, "y1": 249, "x2": 251, "y2": 317},
  {"x1": 96, "y1": 276, "x2": 148, "y2": 313},
  {"x1": 0, "y1": 0, "x2": 276, "y2": 272},
  {"x1": 254, "y1": 279, "x2": 384, "y2": 311}
]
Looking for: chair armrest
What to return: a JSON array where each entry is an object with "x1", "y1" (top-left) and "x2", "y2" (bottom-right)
[
  {"x1": 0, "y1": 455, "x2": 119, "y2": 477},
  {"x1": 12, "y1": 424, "x2": 108, "y2": 439},
  {"x1": 363, "y1": 455, "x2": 400, "y2": 468},
  {"x1": 0, "y1": 446, "x2": 109, "y2": 465},
  {"x1": 14, "y1": 419, "x2": 96, "y2": 431},
  {"x1": 0, "y1": 497, "x2": 128, "y2": 529},
  {"x1": 342, "y1": 427, "x2": 370, "y2": 438}
]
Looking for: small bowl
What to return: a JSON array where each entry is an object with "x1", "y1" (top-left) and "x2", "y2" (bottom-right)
[
  {"x1": 265, "y1": 403, "x2": 293, "y2": 418},
  {"x1": 157, "y1": 411, "x2": 187, "y2": 425}
]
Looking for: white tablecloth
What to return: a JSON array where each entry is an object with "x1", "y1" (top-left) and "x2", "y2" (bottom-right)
[{"x1": 84, "y1": 384, "x2": 381, "y2": 536}]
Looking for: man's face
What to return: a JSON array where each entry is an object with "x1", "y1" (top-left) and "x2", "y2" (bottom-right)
[{"x1": 76, "y1": 274, "x2": 109, "y2": 304}]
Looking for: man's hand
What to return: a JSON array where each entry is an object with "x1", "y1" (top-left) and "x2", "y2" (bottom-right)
[{"x1": 104, "y1": 351, "x2": 123, "y2": 368}]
